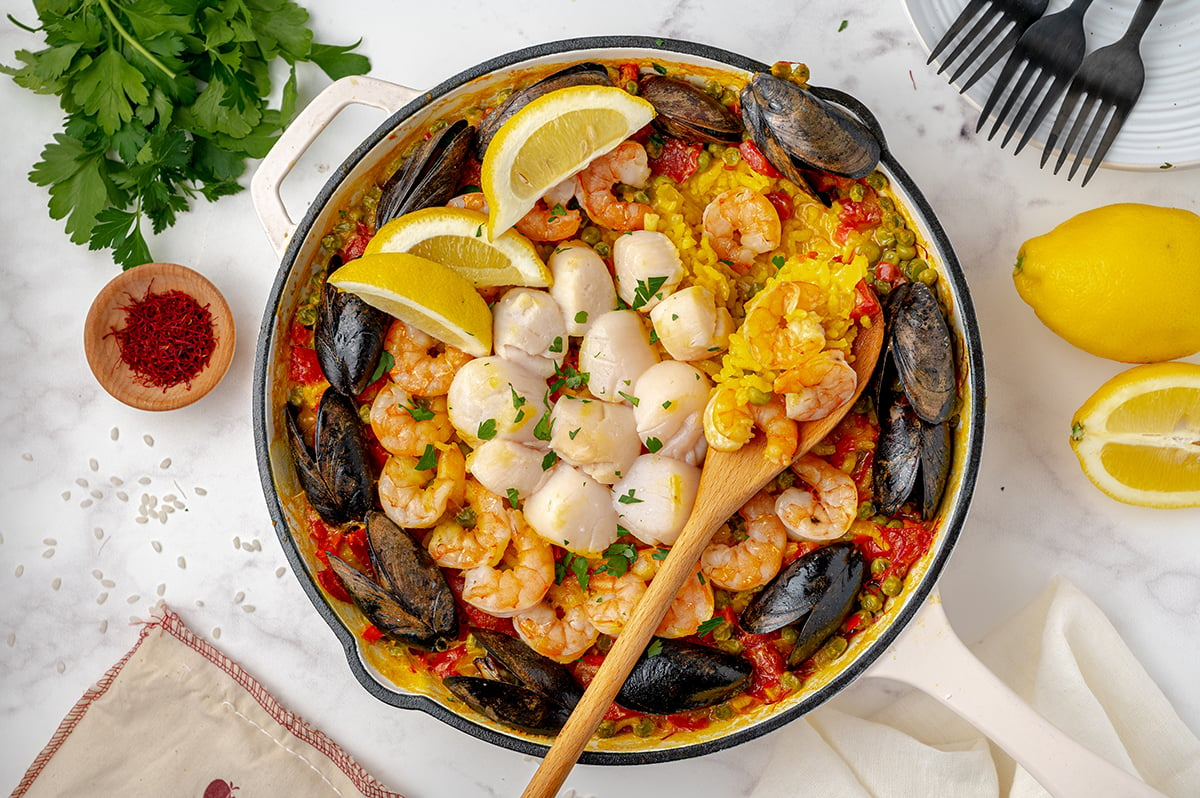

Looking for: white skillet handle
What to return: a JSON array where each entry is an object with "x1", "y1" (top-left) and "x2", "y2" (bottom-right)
[
  {"x1": 250, "y1": 75, "x2": 420, "y2": 257},
  {"x1": 866, "y1": 589, "x2": 1166, "y2": 798}
]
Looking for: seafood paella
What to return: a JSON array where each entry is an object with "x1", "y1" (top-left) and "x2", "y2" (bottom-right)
[{"x1": 279, "y1": 58, "x2": 959, "y2": 747}]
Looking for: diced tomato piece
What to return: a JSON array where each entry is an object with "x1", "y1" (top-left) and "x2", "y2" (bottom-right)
[
  {"x1": 457, "y1": 156, "x2": 482, "y2": 192},
  {"x1": 649, "y1": 137, "x2": 703, "y2": 183},
  {"x1": 850, "y1": 278, "x2": 883, "y2": 321},
  {"x1": 344, "y1": 526, "x2": 372, "y2": 571},
  {"x1": 764, "y1": 190, "x2": 793, "y2": 221},
  {"x1": 288, "y1": 346, "x2": 324, "y2": 385},
  {"x1": 667, "y1": 711, "x2": 711, "y2": 731},
  {"x1": 737, "y1": 140, "x2": 783, "y2": 178},
  {"x1": 289, "y1": 321, "x2": 314, "y2": 348},
  {"x1": 618, "y1": 63, "x2": 639, "y2": 88},
  {"x1": 362, "y1": 624, "x2": 385, "y2": 642},
  {"x1": 316, "y1": 567, "x2": 352, "y2": 603},
  {"x1": 876, "y1": 262, "x2": 899, "y2": 284},
  {"x1": 428, "y1": 645, "x2": 471, "y2": 679},
  {"x1": 338, "y1": 222, "x2": 373, "y2": 262},
  {"x1": 741, "y1": 637, "x2": 786, "y2": 701},
  {"x1": 835, "y1": 199, "x2": 882, "y2": 243}
]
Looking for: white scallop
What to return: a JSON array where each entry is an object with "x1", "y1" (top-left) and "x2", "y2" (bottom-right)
[
  {"x1": 467, "y1": 439, "x2": 553, "y2": 501},
  {"x1": 524, "y1": 464, "x2": 620, "y2": 555},
  {"x1": 448, "y1": 356, "x2": 549, "y2": 447},
  {"x1": 578, "y1": 310, "x2": 659, "y2": 404},
  {"x1": 610, "y1": 454, "x2": 701, "y2": 547},
  {"x1": 632, "y1": 361, "x2": 712, "y2": 466},
  {"x1": 612, "y1": 230, "x2": 684, "y2": 313},
  {"x1": 549, "y1": 396, "x2": 641, "y2": 485},
  {"x1": 547, "y1": 242, "x2": 616, "y2": 336},
  {"x1": 648, "y1": 285, "x2": 734, "y2": 361},
  {"x1": 492, "y1": 287, "x2": 567, "y2": 378}
]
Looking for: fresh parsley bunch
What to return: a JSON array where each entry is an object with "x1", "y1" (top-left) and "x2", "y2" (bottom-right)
[{"x1": 3, "y1": 0, "x2": 371, "y2": 268}]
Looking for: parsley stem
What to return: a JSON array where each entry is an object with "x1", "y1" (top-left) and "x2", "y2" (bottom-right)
[{"x1": 96, "y1": 0, "x2": 177, "y2": 79}]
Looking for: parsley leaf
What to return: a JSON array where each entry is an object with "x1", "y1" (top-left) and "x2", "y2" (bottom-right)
[
  {"x1": 5, "y1": 0, "x2": 370, "y2": 268},
  {"x1": 415, "y1": 444, "x2": 437, "y2": 471}
]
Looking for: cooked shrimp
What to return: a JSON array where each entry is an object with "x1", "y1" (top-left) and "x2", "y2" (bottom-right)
[
  {"x1": 447, "y1": 192, "x2": 489, "y2": 213},
  {"x1": 703, "y1": 390, "x2": 797, "y2": 465},
  {"x1": 385, "y1": 320, "x2": 473, "y2": 397},
  {"x1": 461, "y1": 511, "x2": 555, "y2": 617},
  {"x1": 654, "y1": 559, "x2": 715, "y2": 639},
  {"x1": 369, "y1": 381, "x2": 452, "y2": 457},
  {"x1": 423, "y1": 480, "x2": 514, "y2": 569},
  {"x1": 513, "y1": 578, "x2": 600, "y2": 664},
  {"x1": 576, "y1": 141, "x2": 652, "y2": 231},
  {"x1": 648, "y1": 285, "x2": 734, "y2": 361},
  {"x1": 741, "y1": 280, "x2": 825, "y2": 370},
  {"x1": 701, "y1": 491, "x2": 786, "y2": 591},
  {"x1": 702, "y1": 187, "x2": 781, "y2": 267},
  {"x1": 516, "y1": 200, "x2": 582, "y2": 242},
  {"x1": 774, "y1": 349, "x2": 858, "y2": 422},
  {"x1": 775, "y1": 453, "x2": 859, "y2": 542},
  {"x1": 612, "y1": 230, "x2": 684, "y2": 312},
  {"x1": 378, "y1": 445, "x2": 466, "y2": 529},
  {"x1": 584, "y1": 549, "x2": 657, "y2": 636}
]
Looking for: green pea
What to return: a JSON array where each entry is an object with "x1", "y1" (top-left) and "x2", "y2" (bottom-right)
[
  {"x1": 696, "y1": 150, "x2": 712, "y2": 172},
  {"x1": 918, "y1": 269, "x2": 939, "y2": 286},
  {"x1": 581, "y1": 226, "x2": 601, "y2": 245},
  {"x1": 624, "y1": 80, "x2": 639, "y2": 95},
  {"x1": 860, "y1": 592, "x2": 883, "y2": 612},
  {"x1": 594, "y1": 242, "x2": 611, "y2": 258},
  {"x1": 286, "y1": 387, "x2": 304, "y2": 406},
  {"x1": 706, "y1": 143, "x2": 726, "y2": 157},
  {"x1": 873, "y1": 279, "x2": 891, "y2": 296},
  {"x1": 596, "y1": 720, "x2": 617, "y2": 738},
  {"x1": 779, "y1": 626, "x2": 800, "y2": 645},
  {"x1": 713, "y1": 621, "x2": 732, "y2": 642},
  {"x1": 746, "y1": 386, "x2": 772, "y2": 405},
  {"x1": 895, "y1": 228, "x2": 915, "y2": 245},
  {"x1": 634, "y1": 717, "x2": 656, "y2": 737},
  {"x1": 321, "y1": 234, "x2": 341, "y2": 252},
  {"x1": 824, "y1": 636, "x2": 848, "y2": 659},
  {"x1": 870, "y1": 557, "x2": 891, "y2": 576},
  {"x1": 859, "y1": 241, "x2": 882, "y2": 265},
  {"x1": 778, "y1": 671, "x2": 802, "y2": 692},
  {"x1": 704, "y1": 79, "x2": 724, "y2": 99},
  {"x1": 879, "y1": 250, "x2": 899, "y2": 265},
  {"x1": 713, "y1": 703, "x2": 735, "y2": 720},
  {"x1": 896, "y1": 244, "x2": 917, "y2": 261},
  {"x1": 865, "y1": 171, "x2": 889, "y2": 191},
  {"x1": 856, "y1": 500, "x2": 875, "y2": 520},
  {"x1": 295, "y1": 304, "x2": 318, "y2": 327},
  {"x1": 848, "y1": 183, "x2": 866, "y2": 202},
  {"x1": 721, "y1": 147, "x2": 742, "y2": 166},
  {"x1": 881, "y1": 575, "x2": 903, "y2": 597},
  {"x1": 357, "y1": 405, "x2": 371, "y2": 424},
  {"x1": 718, "y1": 638, "x2": 744, "y2": 655},
  {"x1": 877, "y1": 196, "x2": 895, "y2": 212},
  {"x1": 632, "y1": 190, "x2": 651, "y2": 204}
]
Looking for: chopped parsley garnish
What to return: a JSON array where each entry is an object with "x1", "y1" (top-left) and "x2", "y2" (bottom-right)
[
  {"x1": 369, "y1": 351, "x2": 395, "y2": 384},
  {"x1": 595, "y1": 541, "x2": 638, "y2": 577},
  {"x1": 647, "y1": 639, "x2": 664, "y2": 657},
  {"x1": 617, "y1": 489, "x2": 643, "y2": 505},
  {"x1": 541, "y1": 450, "x2": 558, "y2": 470},
  {"x1": 645, "y1": 437, "x2": 663, "y2": 453},
  {"x1": 415, "y1": 444, "x2": 437, "y2": 471},
  {"x1": 772, "y1": 255, "x2": 785, "y2": 269},
  {"x1": 506, "y1": 487, "x2": 520, "y2": 508},
  {"x1": 574, "y1": 310, "x2": 589, "y2": 324},
  {"x1": 548, "y1": 336, "x2": 564, "y2": 354},
  {"x1": 696, "y1": 617, "x2": 724, "y2": 637},
  {"x1": 477, "y1": 418, "x2": 497, "y2": 440},
  {"x1": 402, "y1": 401, "x2": 436, "y2": 422},
  {"x1": 618, "y1": 391, "x2": 639, "y2": 406},
  {"x1": 631, "y1": 275, "x2": 669, "y2": 310}
]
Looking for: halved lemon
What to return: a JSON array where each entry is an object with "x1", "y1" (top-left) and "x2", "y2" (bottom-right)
[
  {"x1": 1069, "y1": 361, "x2": 1200, "y2": 508},
  {"x1": 365, "y1": 207, "x2": 551, "y2": 287},
  {"x1": 327, "y1": 252, "x2": 492, "y2": 357},
  {"x1": 480, "y1": 84, "x2": 655, "y2": 238}
]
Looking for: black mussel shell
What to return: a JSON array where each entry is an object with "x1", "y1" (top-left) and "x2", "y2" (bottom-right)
[
  {"x1": 314, "y1": 277, "x2": 389, "y2": 396},
  {"x1": 786, "y1": 547, "x2": 865, "y2": 667},
  {"x1": 366, "y1": 511, "x2": 458, "y2": 640},
  {"x1": 326, "y1": 554, "x2": 447, "y2": 650},
  {"x1": 919, "y1": 419, "x2": 952, "y2": 519},
  {"x1": 891, "y1": 280, "x2": 955, "y2": 424},
  {"x1": 639, "y1": 74, "x2": 743, "y2": 144},
  {"x1": 616, "y1": 638, "x2": 751, "y2": 714},
  {"x1": 874, "y1": 401, "x2": 922, "y2": 517},
  {"x1": 475, "y1": 62, "x2": 612, "y2": 159},
  {"x1": 472, "y1": 630, "x2": 583, "y2": 711},
  {"x1": 284, "y1": 390, "x2": 372, "y2": 526},
  {"x1": 740, "y1": 72, "x2": 881, "y2": 179},
  {"x1": 377, "y1": 119, "x2": 475, "y2": 227},
  {"x1": 741, "y1": 542, "x2": 864, "y2": 636},
  {"x1": 444, "y1": 676, "x2": 573, "y2": 736}
]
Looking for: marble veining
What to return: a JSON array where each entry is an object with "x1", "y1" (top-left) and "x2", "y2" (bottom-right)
[{"x1": 1, "y1": 2, "x2": 1197, "y2": 797}]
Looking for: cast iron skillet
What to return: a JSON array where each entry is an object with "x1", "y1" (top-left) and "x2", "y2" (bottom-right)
[{"x1": 251, "y1": 35, "x2": 986, "y2": 765}]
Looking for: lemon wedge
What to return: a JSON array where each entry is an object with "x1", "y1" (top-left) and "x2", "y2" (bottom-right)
[
  {"x1": 1069, "y1": 361, "x2": 1200, "y2": 508},
  {"x1": 327, "y1": 252, "x2": 492, "y2": 357},
  {"x1": 366, "y1": 206, "x2": 551, "y2": 287},
  {"x1": 480, "y1": 85, "x2": 655, "y2": 238}
]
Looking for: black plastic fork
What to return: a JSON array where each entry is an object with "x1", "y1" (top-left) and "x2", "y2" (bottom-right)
[
  {"x1": 976, "y1": 0, "x2": 1095, "y2": 151},
  {"x1": 927, "y1": 0, "x2": 1050, "y2": 91},
  {"x1": 1041, "y1": 0, "x2": 1164, "y2": 185}
]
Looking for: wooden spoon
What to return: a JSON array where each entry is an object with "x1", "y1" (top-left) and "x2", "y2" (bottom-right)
[{"x1": 522, "y1": 311, "x2": 885, "y2": 798}]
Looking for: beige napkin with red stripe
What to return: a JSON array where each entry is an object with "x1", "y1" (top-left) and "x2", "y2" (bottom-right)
[{"x1": 11, "y1": 607, "x2": 403, "y2": 798}]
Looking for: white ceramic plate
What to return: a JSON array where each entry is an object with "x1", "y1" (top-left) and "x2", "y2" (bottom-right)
[{"x1": 903, "y1": 0, "x2": 1200, "y2": 170}]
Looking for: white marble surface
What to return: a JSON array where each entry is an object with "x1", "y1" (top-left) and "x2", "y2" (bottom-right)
[{"x1": 1, "y1": 2, "x2": 1197, "y2": 796}]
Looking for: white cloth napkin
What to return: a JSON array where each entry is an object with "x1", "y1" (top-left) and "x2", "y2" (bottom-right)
[
  {"x1": 11, "y1": 606, "x2": 404, "y2": 798},
  {"x1": 748, "y1": 577, "x2": 1200, "y2": 798}
]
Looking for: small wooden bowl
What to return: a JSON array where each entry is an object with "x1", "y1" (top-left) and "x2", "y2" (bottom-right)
[{"x1": 84, "y1": 262, "x2": 236, "y2": 411}]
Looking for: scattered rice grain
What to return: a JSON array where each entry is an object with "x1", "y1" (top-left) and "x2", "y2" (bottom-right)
[
  {"x1": 61, "y1": 491, "x2": 71, "y2": 501},
  {"x1": 89, "y1": 458, "x2": 99, "y2": 472},
  {"x1": 94, "y1": 528, "x2": 104, "y2": 540},
  {"x1": 101, "y1": 579, "x2": 115, "y2": 588},
  {"x1": 233, "y1": 591, "x2": 245, "y2": 604},
  {"x1": 163, "y1": 493, "x2": 177, "y2": 503},
  {"x1": 79, "y1": 499, "x2": 93, "y2": 509},
  {"x1": 177, "y1": 556, "x2": 186, "y2": 570},
  {"x1": 159, "y1": 513, "x2": 168, "y2": 525},
  {"x1": 135, "y1": 517, "x2": 148, "y2": 525},
  {"x1": 6, "y1": 632, "x2": 15, "y2": 646},
  {"x1": 127, "y1": 595, "x2": 140, "y2": 604},
  {"x1": 42, "y1": 549, "x2": 55, "y2": 559},
  {"x1": 90, "y1": 489, "x2": 103, "y2": 499},
  {"x1": 51, "y1": 578, "x2": 61, "y2": 590},
  {"x1": 92, "y1": 569, "x2": 103, "y2": 579},
  {"x1": 151, "y1": 541, "x2": 162, "y2": 553},
  {"x1": 160, "y1": 458, "x2": 172, "y2": 469},
  {"x1": 99, "y1": 619, "x2": 108, "y2": 633},
  {"x1": 233, "y1": 536, "x2": 241, "y2": 549},
  {"x1": 171, "y1": 500, "x2": 185, "y2": 510},
  {"x1": 109, "y1": 476, "x2": 124, "y2": 486},
  {"x1": 97, "y1": 593, "x2": 108, "y2": 604},
  {"x1": 56, "y1": 660, "x2": 65, "y2": 674},
  {"x1": 156, "y1": 584, "x2": 165, "y2": 597},
  {"x1": 138, "y1": 477, "x2": 151, "y2": 485},
  {"x1": 165, "y1": 505, "x2": 176, "y2": 515},
  {"x1": 195, "y1": 487, "x2": 208, "y2": 496},
  {"x1": 116, "y1": 492, "x2": 129, "y2": 502},
  {"x1": 275, "y1": 567, "x2": 286, "y2": 578},
  {"x1": 22, "y1": 452, "x2": 33, "y2": 461},
  {"x1": 43, "y1": 538, "x2": 57, "y2": 546},
  {"x1": 143, "y1": 434, "x2": 154, "y2": 447},
  {"x1": 212, "y1": 627, "x2": 221, "y2": 639},
  {"x1": 110, "y1": 427, "x2": 119, "y2": 441},
  {"x1": 251, "y1": 540, "x2": 262, "y2": 552},
  {"x1": 242, "y1": 605, "x2": 256, "y2": 613},
  {"x1": 75, "y1": 478, "x2": 89, "y2": 488},
  {"x1": 15, "y1": 564, "x2": 24, "y2": 577}
]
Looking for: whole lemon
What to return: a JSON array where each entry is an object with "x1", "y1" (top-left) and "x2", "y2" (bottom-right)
[{"x1": 1013, "y1": 203, "x2": 1200, "y2": 363}]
